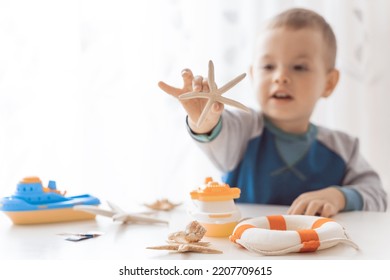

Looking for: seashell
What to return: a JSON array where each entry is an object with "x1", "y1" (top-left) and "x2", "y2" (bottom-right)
[{"x1": 147, "y1": 220, "x2": 222, "y2": 254}]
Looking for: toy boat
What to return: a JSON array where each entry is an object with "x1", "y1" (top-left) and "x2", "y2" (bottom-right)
[
  {"x1": 0, "y1": 177, "x2": 100, "y2": 225},
  {"x1": 189, "y1": 177, "x2": 241, "y2": 237}
]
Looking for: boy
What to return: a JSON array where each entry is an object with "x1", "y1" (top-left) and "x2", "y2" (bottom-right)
[{"x1": 158, "y1": 8, "x2": 387, "y2": 217}]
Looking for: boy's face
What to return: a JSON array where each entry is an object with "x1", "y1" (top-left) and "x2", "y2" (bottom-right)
[{"x1": 251, "y1": 27, "x2": 338, "y2": 131}]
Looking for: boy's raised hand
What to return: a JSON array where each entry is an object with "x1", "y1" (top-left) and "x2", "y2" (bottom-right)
[
  {"x1": 158, "y1": 68, "x2": 224, "y2": 134},
  {"x1": 287, "y1": 187, "x2": 346, "y2": 217}
]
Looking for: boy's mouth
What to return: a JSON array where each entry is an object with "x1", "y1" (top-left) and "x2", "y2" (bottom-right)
[{"x1": 271, "y1": 91, "x2": 293, "y2": 100}]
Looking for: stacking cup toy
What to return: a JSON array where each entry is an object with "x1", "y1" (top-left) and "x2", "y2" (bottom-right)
[{"x1": 189, "y1": 177, "x2": 241, "y2": 237}]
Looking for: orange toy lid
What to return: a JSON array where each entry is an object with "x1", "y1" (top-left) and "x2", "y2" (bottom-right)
[
  {"x1": 20, "y1": 176, "x2": 42, "y2": 184},
  {"x1": 190, "y1": 177, "x2": 240, "y2": 201}
]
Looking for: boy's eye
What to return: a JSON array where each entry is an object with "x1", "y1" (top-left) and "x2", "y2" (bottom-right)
[
  {"x1": 262, "y1": 64, "x2": 274, "y2": 71},
  {"x1": 293, "y1": 64, "x2": 308, "y2": 71}
]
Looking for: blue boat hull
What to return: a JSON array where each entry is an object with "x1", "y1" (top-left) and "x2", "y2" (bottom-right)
[{"x1": 0, "y1": 194, "x2": 100, "y2": 212}]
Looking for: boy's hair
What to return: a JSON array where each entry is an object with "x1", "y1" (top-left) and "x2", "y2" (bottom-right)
[{"x1": 267, "y1": 8, "x2": 337, "y2": 70}]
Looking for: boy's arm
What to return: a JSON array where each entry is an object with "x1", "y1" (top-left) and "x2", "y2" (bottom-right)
[
  {"x1": 188, "y1": 109, "x2": 262, "y2": 173},
  {"x1": 341, "y1": 139, "x2": 387, "y2": 212},
  {"x1": 159, "y1": 67, "x2": 259, "y2": 173},
  {"x1": 288, "y1": 136, "x2": 387, "y2": 217}
]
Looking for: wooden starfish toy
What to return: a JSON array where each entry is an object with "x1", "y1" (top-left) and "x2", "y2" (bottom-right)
[{"x1": 179, "y1": 60, "x2": 250, "y2": 127}]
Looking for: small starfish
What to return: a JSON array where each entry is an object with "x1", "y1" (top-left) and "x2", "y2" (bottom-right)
[
  {"x1": 178, "y1": 60, "x2": 250, "y2": 127},
  {"x1": 144, "y1": 199, "x2": 181, "y2": 211}
]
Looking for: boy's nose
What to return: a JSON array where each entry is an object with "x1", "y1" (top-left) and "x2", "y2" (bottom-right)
[{"x1": 273, "y1": 73, "x2": 291, "y2": 84}]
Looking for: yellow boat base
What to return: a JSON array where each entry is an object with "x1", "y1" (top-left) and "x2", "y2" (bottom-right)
[{"x1": 4, "y1": 208, "x2": 96, "y2": 225}]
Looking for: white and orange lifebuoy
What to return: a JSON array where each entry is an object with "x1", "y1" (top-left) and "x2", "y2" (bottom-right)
[{"x1": 229, "y1": 215, "x2": 358, "y2": 255}]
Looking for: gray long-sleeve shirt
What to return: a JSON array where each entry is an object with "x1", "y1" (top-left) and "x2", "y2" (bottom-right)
[{"x1": 189, "y1": 109, "x2": 387, "y2": 212}]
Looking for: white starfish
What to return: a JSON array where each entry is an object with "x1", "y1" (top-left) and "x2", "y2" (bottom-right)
[
  {"x1": 74, "y1": 201, "x2": 168, "y2": 225},
  {"x1": 178, "y1": 60, "x2": 250, "y2": 127}
]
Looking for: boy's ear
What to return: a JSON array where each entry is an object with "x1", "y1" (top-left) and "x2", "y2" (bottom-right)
[
  {"x1": 322, "y1": 69, "x2": 340, "y2": 98},
  {"x1": 249, "y1": 65, "x2": 253, "y2": 80}
]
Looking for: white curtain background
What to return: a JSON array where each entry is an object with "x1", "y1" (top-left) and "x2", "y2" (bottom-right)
[{"x1": 1, "y1": 0, "x2": 389, "y2": 208}]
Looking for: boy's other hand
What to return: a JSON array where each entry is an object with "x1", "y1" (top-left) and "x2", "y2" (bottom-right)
[
  {"x1": 287, "y1": 187, "x2": 346, "y2": 217},
  {"x1": 158, "y1": 69, "x2": 223, "y2": 134}
]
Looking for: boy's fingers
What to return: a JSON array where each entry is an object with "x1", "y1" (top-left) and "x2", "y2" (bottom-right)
[
  {"x1": 287, "y1": 199, "x2": 307, "y2": 215},
  {"x1": 202, "y1": 78, "x2": 210, "y2": 92},
  {"x1": 158, "y1": 81, "x2": 183, "y2": 97},
  {"x1": 288, "y1": 195, "x2": 302, "y2": 213},
  {"x1": 211, "y1": 102, "x2": 224, "y2": 114},
  {"x1": 159, "y1": 68, "x2": 195, "y2": 97},
  {"x1": 193, "y1": 75, "x2": 204, "y2": 91},
  {"x1": 320, "y1": 203, "x2": 335, "y2": 218},
  {"x1": 304, "y1": 201, "x2": 322, "y2": 216},
  {"x1": 181, "y1": 69, "x2": 194, "y2": 91}
]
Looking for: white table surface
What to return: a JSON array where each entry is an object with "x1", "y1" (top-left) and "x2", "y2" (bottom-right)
[{"x1": 1, "y1": 203, "x2": 389, "y2": 260}]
